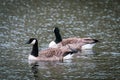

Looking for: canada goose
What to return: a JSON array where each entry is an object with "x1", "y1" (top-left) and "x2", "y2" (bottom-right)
[
  {"x1": 26, "y1": 38, "x2": 78, "y2": 61},
  {"x1": 49, "y1": 27, "x2": 99, "y2": 50}
]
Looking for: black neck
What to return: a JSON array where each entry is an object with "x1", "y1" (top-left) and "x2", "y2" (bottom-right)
[
  {"x1": 31, "y1": 41, "x2": 38, "y2": 57},
  {"x1": 54, "y1": 30, "x2": 62, "y2": 43}
]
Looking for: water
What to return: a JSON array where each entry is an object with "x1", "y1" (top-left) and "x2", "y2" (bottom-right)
[{"x1": 0, "y1": 0, "x2": 120, "y2": 80}]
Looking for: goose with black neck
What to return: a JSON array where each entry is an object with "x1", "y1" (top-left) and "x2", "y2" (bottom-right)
[
  {"x1": 26, "y1": 38, "x2": 78, "y2": 61},
  {"x1": 49, "y1": 27, "x2": 99, "y2": 50}
]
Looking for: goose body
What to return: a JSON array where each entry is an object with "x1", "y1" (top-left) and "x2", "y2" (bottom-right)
[
  {"x1": 26, "y1": 38, "x2": 78, "y2": 61},
  {"x1": 49, "y1": 27, "x2": 99, "y2": 50}
]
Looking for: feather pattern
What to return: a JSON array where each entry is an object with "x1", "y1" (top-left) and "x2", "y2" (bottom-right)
[
  {"x1": 49, "y1": 27, "x2": 99, "y2": 49},
  {"x1": 26, "y1": 38, "x2": 78, "y2": 61}
]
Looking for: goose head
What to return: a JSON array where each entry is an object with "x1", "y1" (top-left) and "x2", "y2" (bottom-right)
[
  {"x1": 26, "y1": 38, "x2": 37, "y2": 45},
  {"x1": 53, "y1": 27, "x2": 60, "y2": 33}
]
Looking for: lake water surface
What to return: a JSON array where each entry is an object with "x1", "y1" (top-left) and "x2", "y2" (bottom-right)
[{"x1": 0, "y1": 0, "x2": 120, "y2": 80}]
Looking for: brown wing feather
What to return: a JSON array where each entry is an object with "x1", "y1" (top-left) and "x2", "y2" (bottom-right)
[
  {"x1": 38, "y1": 48, "x2": 63, "y2": 58},
  {"x1": 61, "y1": 37, "x2": 82, "y2": 46},
  {"x1": 59, "y1": 37, "x2": 95, "y2": 46}
]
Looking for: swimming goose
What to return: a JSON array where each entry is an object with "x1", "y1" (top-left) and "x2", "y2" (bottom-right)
[
  {"x1": 26, "y1": 38, "x2": 78, "y2": 61},
  {"x1": 49, "y1": 27, "x2": 99, "y2": 50}
]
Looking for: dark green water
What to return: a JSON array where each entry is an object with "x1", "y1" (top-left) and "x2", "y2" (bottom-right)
[{"x1": 0, "y1": 0, "x2": 120, "y2": 80}]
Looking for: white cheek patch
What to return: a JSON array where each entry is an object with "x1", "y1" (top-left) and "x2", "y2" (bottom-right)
[
  {"x1": 53, "y1": 28, "x2": 56, "y2": 32},
  {"x1": 31, "y1": 40, "x2": 36, "y2": 45}
]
